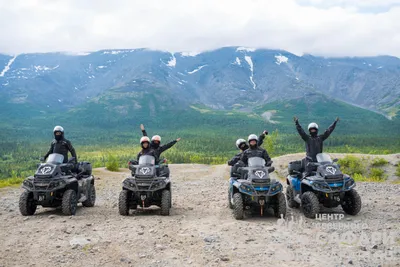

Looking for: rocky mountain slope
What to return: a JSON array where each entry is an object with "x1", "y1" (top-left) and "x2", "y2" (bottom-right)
[{"x1": 1, "y1": 47, "x2": 399, "y2": 117}]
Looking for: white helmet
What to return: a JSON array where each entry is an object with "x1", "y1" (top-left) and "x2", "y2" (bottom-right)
[
  {"x1": 140, "y1": 136, "x2": 150, "y2": 144},
  {"x1": 308, "y1": 123, "x2": 319, "y2": 130},
  {"x1": 53, "y1": 126, "x2": 64, "y2": 133},
  {"x1": 235, "y1": 139, "x2": 246, "y2": 149},
  {"x1": 151, "y1": 135, "x2": 161, "y2": 142},
  {"x1": 248, "y1": 134, "x2": 258, "y2": 142}
]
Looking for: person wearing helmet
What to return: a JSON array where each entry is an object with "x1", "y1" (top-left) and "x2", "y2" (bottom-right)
[
  {"x1": 140, "y1": 124, "x2": 181, "y2": 162},
  {"x1": 137, "y1": 136, "x2": 156, "y2": 160},
  {"x1": 42, "y1": 126, "x2": 77, "y2": 164},
  {"x1": 239, "y1": 134, "x2": 272, "y2": 166},
  {"x1": 294, "y1": 117, "x2": 339, "y2": 177},
  {"x1": 227, "y1": 130, "x2": 268, "y2": 167}
]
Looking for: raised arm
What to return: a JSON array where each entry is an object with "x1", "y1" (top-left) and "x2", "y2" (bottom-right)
[
  {"x1": 159, "y1": 138, "x2": 181, "y2": 154},
  {"x1": 294, "y1": 117, "x2": 309, "y2": 142},
  {"x1": 140, "y1": 124, "x2": 148, "y2": 137},
  {"x1": 258, "y1": 130, "x2": 268, "y2": 147},
  {"x1": 321, "y1": 118, "x2": 339, "y2": 141}
]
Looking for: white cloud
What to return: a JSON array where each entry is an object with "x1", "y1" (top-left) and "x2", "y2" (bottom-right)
[{"x1": 0, "y1": 0, "x2": 400, "y2": 57}]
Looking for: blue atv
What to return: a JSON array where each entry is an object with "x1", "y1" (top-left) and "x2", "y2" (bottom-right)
[
  {"x1": 228, "y1": 157, "x2": 287, "y2": 220},
  {"x1": 286, "y1": 153, "x2": 361, "y2": 219}
]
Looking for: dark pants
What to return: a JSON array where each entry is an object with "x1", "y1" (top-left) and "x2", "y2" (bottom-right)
[{"x1": 302, "y1": 158, "x2": 317, "y2": 178}]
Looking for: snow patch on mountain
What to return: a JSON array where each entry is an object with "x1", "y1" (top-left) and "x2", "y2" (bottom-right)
[
  {"x1": 105, "y1": 51, "x2": 124, "y2": 55},
  {"x1": 234, "y1": 57, "x2": 241, "y2": 65},
  {"x1": 188, "y1": 65, "x2": 207, "y2": 74},
  {"x1": 0, "y1": 56, "x2": 17, "y2": 77},
  {"x1": 34, "y1": 65, "x2": 59, "y2": 71},
  {"x1": 244, "y1": 56, "x2": 256, "y2": 89},
  {"x1": 180, "y1": 51, "x2": 200, "y2": 57},
  {"x1": 167, "y1": 53, "x2": 177, "y2": 67},
  {"x1": 237, "y1": 47, "x2": 256, "y2": 52},
  {"x1": 275, "y1": 55, "x2": 288, "y2": 65}
]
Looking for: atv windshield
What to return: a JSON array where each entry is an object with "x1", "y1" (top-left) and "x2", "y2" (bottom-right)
[
  {"x1": 139, "y1": 155, "x2": 155, "y2": 165},
  {"x1": 46, "y1": 153, "x2": 64, "y2": 164},
  {"x1": 248, "y1": 157, "x2": 266, "y2": 167},
  {"x1": 316, "y1": 153, "x2": 332, "y2": 163}
]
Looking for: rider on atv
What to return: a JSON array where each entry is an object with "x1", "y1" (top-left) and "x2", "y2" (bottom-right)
[
  {"x1": 228, "y1": 130, "x2": 268, "y2": 167},
  {"x1": 140, "y1": 124, "x2": 181, "y2": 163},
  {"x1": 42, "y1": 126, "x2": 77, "y2": 164},
  {"x1": 294, "y1": 117, "x2": 339, "y2": 178},
  {"x1": 240, "y1": 134, "x2": 272, "y2": 167}
]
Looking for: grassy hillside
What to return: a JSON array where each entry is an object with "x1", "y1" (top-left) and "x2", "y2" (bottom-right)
[{"x1": 0, "y1": 93, "x2": 399, "y2": 180}]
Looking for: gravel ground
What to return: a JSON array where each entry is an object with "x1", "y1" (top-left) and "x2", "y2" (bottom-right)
[{"x1": 0, "y1": 154, "x2": 399, "y2": 267}]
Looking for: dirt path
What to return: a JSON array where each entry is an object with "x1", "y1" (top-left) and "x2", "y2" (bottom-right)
[{"x1": 0, "y1": 155, "x2": 399, "y2": 267}]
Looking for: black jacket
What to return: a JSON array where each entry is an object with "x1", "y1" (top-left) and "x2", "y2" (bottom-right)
[
  {"x1": 295, "y1": 120, "x2": 337, "y2": 161},
  {"x1": 240, "y1": 146, "x2": 271, "y2": 166},
  {"x1": 228, "y1": 133, "x2": 266, "y2": 166},
  {"x1": 142, "y1": 130, "x2": 177, "y2": 161},
  {"x1": 44, "y1": 138, "x2": 77, "y2": 163},
  {"x1": 137, "y1": 148, "x2": 157, "y2": 161}
]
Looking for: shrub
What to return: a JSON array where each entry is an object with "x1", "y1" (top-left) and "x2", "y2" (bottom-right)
[
  {"x1": 395, "y1": 163, "x2": 400, "y2": 177},
  {"x1": 338, "y1": 155, "x2": 366, "y2": 176},
  {"x1": 0, "y1": 177, "x2": 24, "y2": 188},
  {"x1": 106, "y1": 154, "x2": 120, "y2": 172},
  {"x1": 369, "y1": 168, "x2": 387, "y2": 181},
  {"x1": 371, "y1": 158, "x2": 389, "y2": 167}
]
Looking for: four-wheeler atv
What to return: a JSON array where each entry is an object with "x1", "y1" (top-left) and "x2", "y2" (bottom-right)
[
  {"x1": 118, "y1": 155, "x2": 172, "y2": 216},
  {"x1": 228, "y1": 157, "x2": 286, "y2": 220},
  {"x1": 19, "y1": 153, "x2": 96, "y2": 216},
  {"x1": 286, "y1": 153, "x2": 361, "y2": 219}
]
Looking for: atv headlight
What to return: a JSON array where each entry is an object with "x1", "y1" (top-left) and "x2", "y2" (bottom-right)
[
  {"x1": 345, "y1": 179, "x2": 354, "y2": 188},
  {"x1": 240, "y1": 184, "x2": 254, "y2": 192},
  {"x1": 270, "y1": 183, "x2": 282, "y2": 192},
  {"x1": 23, "y1": 180, "x2": 33, "y2": 188},
  {"x1": 313, "y1": 182, "x2": 330, "y2": 191}
]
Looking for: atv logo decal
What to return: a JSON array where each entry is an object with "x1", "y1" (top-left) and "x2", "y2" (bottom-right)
[
  {"x1": 40, "y1": 166, "x2": 52, "y2": 174},
  {"x1": 255, "y1": 170, "x2": 266, "y2": 178},
  {"x1": 140, "y1": 167, "x2": 151, "y2": 175},
  {"x1": 326, "y1": 166, "x2": 337, "y2": 175}
]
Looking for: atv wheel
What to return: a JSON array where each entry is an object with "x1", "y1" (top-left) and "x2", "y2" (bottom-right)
[
  {"x1": 82, "y1": 184, "x2": 96, "y2": 207},
  {"x1": 301, "y1": 191, "x2": 319, "y2": 219},
  {"x1": 118, "y1": 190, "x2": 130, "y2": 216},
  {"x1": 341, "y1": 189, "x2": 362, "y2": 215},
  {"x1": 286, "y1": 186, "x2": 300, "y2": 209},
  {"x1": 228, "y1": 190, "x2": 233, "y2": 209},
  {"x1": 274, "y1": 192, "x2": 287, "y2": 218},
  {"x1": 160, "y1": 190, "x2": 171, "y2": 216},
  {"x1": 19, "y1": 191, "x2": 37, "y2": 216},
  {"x1": 62, "y1": 189, "x2": 77, "y2": 216},
  {"x1": 232, "y1": 193, "x2": 244, "y2": 220}
]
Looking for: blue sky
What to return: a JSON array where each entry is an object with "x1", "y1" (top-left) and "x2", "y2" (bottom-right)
[{"x1": 0, "y1": 0, "x2": 399, "y2": 57}]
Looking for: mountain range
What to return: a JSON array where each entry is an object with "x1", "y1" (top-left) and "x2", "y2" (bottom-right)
[{"x1": 0, "y1": 47, "x2": 399, "y2": 144}]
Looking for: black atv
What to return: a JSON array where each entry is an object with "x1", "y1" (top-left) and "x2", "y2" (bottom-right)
[
  {"x1": 118, "y1": 155, "x2": 171, "y2": 216},
  {"x1": 19, "y1": 153, "x2": 96, "y2": 216}
]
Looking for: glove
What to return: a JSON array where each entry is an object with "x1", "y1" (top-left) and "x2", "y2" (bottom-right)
[
  {"x1": 293, "y1": 116, "x2": 299, "y2": 124},
  {"x1": 263, "y1": 130, "x2": 269, "y2": 136}
]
